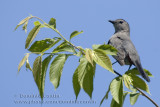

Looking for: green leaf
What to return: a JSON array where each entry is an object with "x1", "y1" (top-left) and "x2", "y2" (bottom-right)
[
  {"x1": 100, "y1": 86, "x2": 110, "y2": 106},
  {"x1": 143, "y1": 69, "x2": 153, "y2": 77},
  {"x1": 82, "y1": 61, "x2": 96, "y2": 98},
  {"x1": 70, "y1": 31, "x2": 83, "y2": 41},
  {"x1": 28, "y1": 38, "x2": 61, "y2": 52},
  {"x1": 111, "y1": 98, "x2": 120, "y2": 107},
  {"x1": 130, "y1": 93, "x2": 140, "y2": 105},
  {"x1": 26, "y1": 59, "x2": 32, "y2": 71},
  {"x1": 25, "y1": 24, "x2": 41, "y2": 49},
  {"x1": 93, "y1": 49, "x2": 114, "y2": 73},
  {"x1": 128, "y1": 74, "x2": 150, "y2": 94},
  {"x1": 123, "y1": 73, "x2": 150, "y2": 94},
  {"x1": 49, "y1": 54, "x2": 68, "y2": 89},
  {"x1": 18, "y1": 53, "x2": 29, "y2": 73},
  {"x1": 15, "y1": 16, "x2": 33, "y2": 30},
  {"x1": 22, "y1": 21, "x2": 28, "y2": 33},
  {"x1": 85, "y1": 48, "x2": 94, "y2": 66},
  {"x1": 32, "y1": 56, "x2": 42, "y2": 99},
  {"x1": 123, "y1": 74, "x2": 132, "y2": 89},
  {"x1": 125, "y1": 68, "x2": 153, "y2": 77},
  {"x1": 34, "y1": 21, "x2": 41, "y2": 26},
  {"x1": 92, "y1": 44, "x2": 101, "y2": 50},
  {"x1": 40, "y1": 55, "x2": 53, "y2": 100},
  {"x1": 110, "y1": 92, "x2": 128, "y2": 107},
  {"x1": 49, "y1": 18, "x2": 56, "y2": 29},
  {"x1": 95, "y1": 44, "x2": 118, "y2": 55},
  {"x1": 32, "y1": 55, "x2": 53, "y2": 101},
  {"x1": 92, "y1": 44, "x2": 117, "y2": 55},
  {"x1": 77, "y1": 57, "x2": 96, "y2": 98},
  {"x1": 110, "y1": 77, "x2": 123, "y2": 104},
  {"x1": 73, "y1": 68, "x2": 81, "y2": 99},
  {"x1": 53, "y1": 42, "x2": 76, "y2": 53}
]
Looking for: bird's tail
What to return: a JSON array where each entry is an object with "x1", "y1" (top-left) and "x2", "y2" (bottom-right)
[{"x1": 134, "y1": 60, "x2": 150, "y2": 82}]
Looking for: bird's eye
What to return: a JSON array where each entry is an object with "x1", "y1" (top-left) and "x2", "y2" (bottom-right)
[{"x1": 119, "y1": 21, "x2": 123, "y2": 24}]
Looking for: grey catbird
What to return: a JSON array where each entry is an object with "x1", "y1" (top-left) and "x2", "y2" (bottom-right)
[{"x1": 108, "y1": 19, "x2": 150, "y2": 82}]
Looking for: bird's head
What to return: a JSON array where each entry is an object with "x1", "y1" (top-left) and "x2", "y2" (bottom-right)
[{"x1": 109, "y1": 19, "x2": 130, "y2": 33}]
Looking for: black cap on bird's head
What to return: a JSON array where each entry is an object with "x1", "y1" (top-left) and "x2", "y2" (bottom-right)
[{"x1": 109, "y1": 19, "x2": 130, "y2": 33}]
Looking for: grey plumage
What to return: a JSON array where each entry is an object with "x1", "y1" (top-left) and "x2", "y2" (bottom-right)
[{"x1": 108, "y1": 19, "x2": 150, "y2": 82}]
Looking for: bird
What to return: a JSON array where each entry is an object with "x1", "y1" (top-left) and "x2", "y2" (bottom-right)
[{"x1": 108, "y1": 19, "x2": 150, "y2": 82}]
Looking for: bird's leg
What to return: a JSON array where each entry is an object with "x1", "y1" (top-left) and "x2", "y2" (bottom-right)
[
  {"x1": 112, "y1": 61, "x2": 118, "y2": 65},
  {"x1": 128, "y1": 65, "x2": 132, "y2": 71}
]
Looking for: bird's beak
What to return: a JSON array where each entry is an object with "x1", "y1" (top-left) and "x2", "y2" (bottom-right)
[{"x1": 108, "y1": 20, "x2": 115, "y2": 24}]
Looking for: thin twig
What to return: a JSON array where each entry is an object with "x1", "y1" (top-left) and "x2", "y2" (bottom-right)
[
  {"x1": 114, "y1": 70, "x2": 159, "y2": 107},
  {"x1": 135, "y1": 88, "x2": 159, "y2": 107}
]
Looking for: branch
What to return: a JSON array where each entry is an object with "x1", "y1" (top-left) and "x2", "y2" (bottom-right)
[
  {"x1": 32, "y1": 16, "x2": 158, "y2": 107},
  {"x1": 135, "y1": 87, "x2": 159, "y2": 107},
  {"x1": 114, "y1": 70, "x2": 159, "y2": 107}
]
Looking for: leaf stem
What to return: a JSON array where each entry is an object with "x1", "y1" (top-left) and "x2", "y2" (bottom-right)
[
  {"x1": 47, "y1": 25, "x2": 85, "y2": 55},
  {"x1": 113, "y1": 70, "x2": 159, "y2": 107},
  {"x1": 29, "y1": 52, "x2": 73, "y2": 56},
  {"x1": 52, "y1": 28, "x2": 84, "y2": 53},
  {"x1": 32, "y1": 16, "x2": 85, "y2": 55},
  {"x1": 32, "y1": 16, "x2": 46, "y2": 24}
]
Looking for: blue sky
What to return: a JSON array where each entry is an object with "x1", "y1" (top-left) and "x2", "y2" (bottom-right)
[{"x1": 1, "y1": 0, "x2": 160, "y2": 107}]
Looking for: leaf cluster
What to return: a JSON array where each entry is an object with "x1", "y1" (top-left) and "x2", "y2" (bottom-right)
[{"x1": 15, "y1": 15, "x2": 153, "y2": 106}]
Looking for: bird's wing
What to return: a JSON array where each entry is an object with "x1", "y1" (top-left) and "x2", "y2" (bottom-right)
[
  {"x1": 108, "y1": 34, "x2": 126, "y2": 65},
  {"x1": 122, "y1": 39, "x2": 139, "y2": 63}
]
